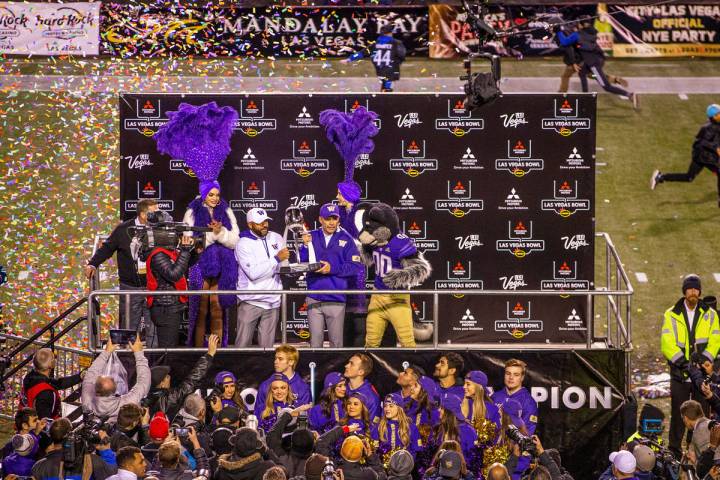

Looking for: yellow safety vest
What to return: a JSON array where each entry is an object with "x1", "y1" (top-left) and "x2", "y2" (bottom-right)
[{"x1": 660, "y1": 299, "x2": 720, "y2": 367}]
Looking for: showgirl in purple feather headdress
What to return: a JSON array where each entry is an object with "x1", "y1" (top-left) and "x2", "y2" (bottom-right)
[
  {"x1": 154, "y1": 101, "x2": 239, "y2": 347},
  {"x1": 319, "y1": 106, "x2": 379, "y2": 346}
]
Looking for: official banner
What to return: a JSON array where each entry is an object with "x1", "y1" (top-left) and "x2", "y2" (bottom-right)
[
  {"x1": 428, "y1": 4, "x2": 595, "y2": 59},
  {"x1": 600, "y1": 3, "x2": 720, "y2": 57},
  {"x1": 101, "y1": 4, "x2": 426, "y2": 58},
  {"x1": 118, "y1": 348, "x2": 628, "y2": 479},
  {"x1": 0, "y1": 2, "x2": 100, "y2": 55},
  {"x1": 119, "y1": 93, "x2": 596, "y2": 345}
]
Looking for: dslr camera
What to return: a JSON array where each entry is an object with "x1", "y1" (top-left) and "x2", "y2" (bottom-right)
[{"x1": 506, "y1": 425, "x2": 537, "y2": 456}]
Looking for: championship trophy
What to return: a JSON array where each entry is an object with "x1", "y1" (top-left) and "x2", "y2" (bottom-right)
[{"x1": 279, "y1": 206, "x2": 323, "y2": 275}]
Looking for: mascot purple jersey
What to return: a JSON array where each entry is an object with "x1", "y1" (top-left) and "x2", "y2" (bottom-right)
[{"x1": 372, "y1": 234, "x2": 418, "y2": 290}]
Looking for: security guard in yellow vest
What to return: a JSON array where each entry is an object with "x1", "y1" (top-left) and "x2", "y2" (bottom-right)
[{"x1": 661, "y1": 274, "x2": 720, "y2": 455}]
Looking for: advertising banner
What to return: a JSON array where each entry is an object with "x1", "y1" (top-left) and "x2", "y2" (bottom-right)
[
  {"x1": 119, "y1": 348, "x2": 628, "y2": 480},
  {"x1": 601, "y1": 3, "x2": 720, "y2": 57},
  {"x1": 101, "y1": 4, "x2": 426, "y2": 57},
  {"x1": 428, "y1": 4, "x2": 595, "y2": 59},
  {"x1": 119, "y1": 93, "x2": 596, "y2": 345},
  {"x1": 0, "y1": 2, "x2": 100, "y2": 55}
]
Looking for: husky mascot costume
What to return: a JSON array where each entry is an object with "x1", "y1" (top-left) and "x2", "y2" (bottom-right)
[{"x1": 319, "y1": 107, "x2": 432, "y2": 347}]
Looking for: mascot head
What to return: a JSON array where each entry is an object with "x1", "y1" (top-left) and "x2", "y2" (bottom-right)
[{"x1": 353, "y1": 203, "x2": 399, "y2": 247}]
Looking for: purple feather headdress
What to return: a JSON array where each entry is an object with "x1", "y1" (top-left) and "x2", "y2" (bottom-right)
[
  {"x1": 154, "y1": 102, "x2": 238, "y2": 199},
  {"x1": 319, "y1": 106, "x2": 379, "y2": 204}
]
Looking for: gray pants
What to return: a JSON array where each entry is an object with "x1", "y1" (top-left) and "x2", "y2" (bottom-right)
[
  {"x1": 235, "y1": 302, "x2": 279, "y2": 347},
  {"x1": 307, "y1": 298, "x2": 345, "y2": 348},
  {"x1": 119, "y1": 283, "x2": 157, "y2": 347}
]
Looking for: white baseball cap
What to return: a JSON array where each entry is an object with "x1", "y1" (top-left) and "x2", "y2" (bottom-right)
[
  {"x1": 247, "y1": 208, "x2": 272, "y2": 224},
  {"x1": 609, "y1": 450, "x2": 636, "y2": 474}
]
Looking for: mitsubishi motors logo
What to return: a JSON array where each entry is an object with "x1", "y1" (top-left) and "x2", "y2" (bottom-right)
[
  {"x1": 344, "y1": 99, "x2": 381, "y2": 129},
  {"x1": 238, "y1": 98, "x2": 278, "y2": 137},
  {"x1": 291, "y1": 106, "x2": 319, "y2": 129},
  {"x1": 540, "y1": 180, "x2": 591, "y2": 217},
  {"x1": 540, "y1": 260, "x2": 590, "y2": 291},
  {"x1": 435, "y1": 99, "x2": 485, "y2": 137},
  {"x1": 237, "y1": 147, "x2": 263, "y2": 170},
  {"x1": 230, "y1": 180, "x2": 279, "y2": 214},
  {"x1": 496, "y1": 220, "x2": 545, "y2": 258},
  {"x1": 401, "y1": 220, "x2": 439, "y2": 253},
  {"x1": 124, "y1": 98, "x2": 166, "y2": 136},
  {"x1": 455, "y1": 147, "x2": 484, "y2": 171},
  {"x1": 435, "y1": 260, "x2": 484, "y2": 295},
  {"x1": 563, "y1": 308, "x2": 586, "y2": 332}
]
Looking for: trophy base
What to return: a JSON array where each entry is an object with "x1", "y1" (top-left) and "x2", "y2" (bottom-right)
[{"x1": 279, "y1": 262, "x2": 323, "y2": 276}]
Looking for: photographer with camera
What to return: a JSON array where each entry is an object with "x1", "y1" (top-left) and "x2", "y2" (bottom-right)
[
  {"x1": 173, "y1": 394, "x2": 213, "y2": 456},
  {"x1": 81, "y1": 336, "x2": 150, "y2": 423},
  {"x1": 266, "y1": 405, "x2": 315, "y2": 477},
  {"x1": 110, "y1": 403, "x2": 150, "y2": 451},
  {"x1": 31, "y1": 418, "x2": 118, "y2": 480},
  {"x1": 85, "y1": 199, "x2": 159, "y2": 340},
  {"x1": 146, "y1": 334, "x2": 219, "y2": 420},
  {"x1": 156, "y1": 426, "x2": 210, "y2": 480},
  {"x1": 143, "y1": 212, "x2": 197, "y2": 348}
]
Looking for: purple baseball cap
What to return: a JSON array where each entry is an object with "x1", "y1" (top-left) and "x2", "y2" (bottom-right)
[
  {"x1": 465, "y1": 370, "x2": 488, "y2": 388},
  {"x1": 324, "y1": 372, "x2": 345, "y2": 390},
  {"x1": 320, "y1": 203, "x2": 341, "y2": 218}
]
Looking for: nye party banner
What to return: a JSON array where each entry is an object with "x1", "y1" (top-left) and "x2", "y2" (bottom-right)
[
  {"x1": 601, "y1": 3, "x2": 720, "y2": 57},
  {"x1": 0, "y1": 2, "x2": 100, "y2": 55},
  {"x1": 101, "y1": 4, "x2": 427, "y2": 57},
  {"x1": 119, "y1": 93, "x2": 597, "y2": 345}
]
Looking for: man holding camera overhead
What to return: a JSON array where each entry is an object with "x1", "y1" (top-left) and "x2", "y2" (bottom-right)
[{"x1": 661, "y1": 274, "x2": 720, "y2": 456}]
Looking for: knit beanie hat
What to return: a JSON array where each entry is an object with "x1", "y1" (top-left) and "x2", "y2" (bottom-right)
[
  {"x1": 149, "y1": 412, "x2": 170, "y2": 441},
  {"x1": 388, "y1": 449, "x2": 414, "y2": 476},
  {"x1": 12, "y1": 434, "x2": 34, "y2": 456},
  {"x1": 682, "y1": 274, "x2": 701, "y2": 294}
]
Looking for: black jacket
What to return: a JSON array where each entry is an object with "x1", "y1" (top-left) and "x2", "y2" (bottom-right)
[
  {"x1": 110, "y1": 425, "x2": 150, "y2": 451},
  {"x1": 267, "y1": 412, "x2": 311, "y2": 478},
  {"x1": 215, "y1": 452, "x2": 277, "y2": 480},
  {"x1": 692, "y1": 120, "x2": 720, "y2": 166},
  {"x1": 147, "y1": 354, "x2": 214, "y2": 419},
  {"x1": 148, "y1": 248, "x2": 193, "y2": 306},
  {"x1": 576, "y1": 27, "x2": 604, "y2": 67},
  {"x1": 316, "y1": 427, "x2": 385, "y2": 480},
  {"x1": 158, "y1": 447, "x2": 210, "y2": 480},
  {"x1": 371, "y1": 36, "x2": 406, "y2": 81},
  {"x1": 31, "y1": 449, "x2": 117, "y2": 480},
  {"x1": 89, "y1": 218, "x2": 145, "y2": 287},
  {"x1": 22, "y1": 369, "x2": 82, "y2": 420}
]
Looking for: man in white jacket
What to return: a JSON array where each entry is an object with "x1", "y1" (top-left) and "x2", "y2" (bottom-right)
[{"x1": 234, "y1": 208, "x2": 290, "y2": 347}]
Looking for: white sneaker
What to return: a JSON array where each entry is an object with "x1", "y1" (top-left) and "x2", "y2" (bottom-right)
[{"x1": 651, "y1": 169, "x2": 661, "y2": 190}]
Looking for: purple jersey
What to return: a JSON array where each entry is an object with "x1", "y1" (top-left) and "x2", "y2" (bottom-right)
[{"x1": 372, "y1": 234, "x2": 418, "y2": 290}]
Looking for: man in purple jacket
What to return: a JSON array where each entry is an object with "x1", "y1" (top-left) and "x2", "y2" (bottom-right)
[
  {"x1": 300, "y1": 203, "x2": 363, "y2": 348},
  {"x1": 492, "y1": 358, "x2": 539, "y2": 480}
]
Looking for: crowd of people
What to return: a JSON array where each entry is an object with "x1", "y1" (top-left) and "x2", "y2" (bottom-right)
[{"x1": 6, "y1": 341, "x2": 609, "y2": 480}]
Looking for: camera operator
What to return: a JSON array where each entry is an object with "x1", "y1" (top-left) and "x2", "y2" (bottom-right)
[
  {"x1": 110, "y1": 403, "x2": 150, "y2": 451},
  {"x1": 517, "y1": 436, "x2": 568, "y2": 480},
  {"x1": 156, "y1": 426, "x2": 210, "y2": 480},
  {"x1": 31, "y1": 418, "x2": 118, "y2": 480},
  {"x1": 146, "y1": 334, "x2": 219, "y2": 420},
  {"x1": 689, "y1": 352, "x2": 720, "y2": 418},
  {"x1": 216, "y1": 427, "x2": 277, "y2": 480},
  {"x1": 143, "y1": 216, "x2": 197, "y2": 348},
  {"x1": 173, "y1": 394, "x2": 213, "y2": 455},
  {"x1": 266, "y1": 405, "x2": 315, "y2": 477},
  {"x1": 22, "y1": 348, "x2": 85, "y2": 421},
  {"x1": 81, "y1": 336, "x2": 150, "y2": 423}
]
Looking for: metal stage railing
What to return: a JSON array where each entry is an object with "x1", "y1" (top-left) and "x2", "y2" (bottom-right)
[{"x1": 86, "y1": 232, "x2": 633, "y2": 353}]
